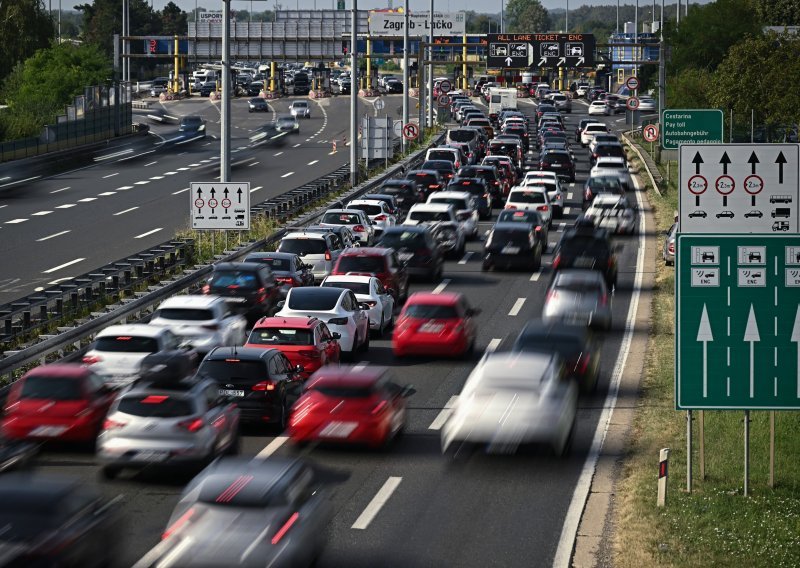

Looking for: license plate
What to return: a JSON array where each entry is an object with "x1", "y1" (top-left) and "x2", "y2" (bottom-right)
[
  {"x1": 219, "y1": 389, "x2": 245, "y2": 397},
  {"x1": 137, "y1": 450, "x2": 169, "y2": 462},
  {"x1": 502, "y1": 246, "x2": 521, "y2": 254},
  {"x1": 574, "y1": 257, "x2": 595, "y2": 268},
  {"x1": 398, "y1": 252, "x2": 414, "y2": 262},
  {"x1": 30, "y1": 426, "x2": 67, "y2": 437},
  {"x1": 319, "y1": 421, "x2": 358, "y2": 438},
  {"x1": 419, "y1": 322, "x2": 444, "y2": 333}
]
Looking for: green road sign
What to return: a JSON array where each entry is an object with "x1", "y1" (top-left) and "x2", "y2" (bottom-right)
[
  {"x1": 662, "y1": 109, "x2": 724, "y2": 150},
  {"x1": 676, "y1": 234, "x2": 800, "y2": 410}
]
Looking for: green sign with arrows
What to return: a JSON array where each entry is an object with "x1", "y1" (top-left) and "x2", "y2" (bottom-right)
[{"x1": 676, "y1": 234, "x2": 800, "y2": 409}]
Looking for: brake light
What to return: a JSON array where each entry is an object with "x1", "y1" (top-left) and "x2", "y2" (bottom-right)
[
  {"x1": 325, "y1": 250, "x2": 332, "y2": 261},
  {"x1": 252, "y1": 381, "x2": 276, "y2": 391},
  {"x1": 162, "y1": 508, "x2": 195, "y2": 540},
  {"x1": 353, "y1": 225, "x2": 366, "y2": 232},
  {"x1": 82, "y1": 355, "x2": 102, "y2": 365},
  {"x1": 276, "y1": 276, "x2": 296, "y2": 285},
  {"x1": 141, "y1": 395, "x2": 168, "y2": 404},
  {"x1": 103, "y1": 419, "x2": 126, "y2": 430},
  {"x1": 271, "y1": 512, "x2": 300, "y2": 545},
  {"x1": 429, "y1": 184, "x2": 439, "y2": 189},
  {"x1": 668, "y1": 243, "x2": 675, "y2": 253},
  {"x1": 371, "y1": 400, "x2": 388, "y2": 415},
  {"x1": 579, "y1": 354, "x2": 591, "y2": 374},
  {"x1": 202, "y1": 284, "x2": 210, "y2": 293},
  {"x1": 177, "y1": 417, "x2": 204, "y2": 432},
  {"x1": 535, "y1": 226, "x2": 542, "y2": 232},
  {"x1": 553, "y1": 254, "x2": 561, "y2": 269},
  {"x1": 537, "y1": 205, "x2": 549, "y2": 212}
]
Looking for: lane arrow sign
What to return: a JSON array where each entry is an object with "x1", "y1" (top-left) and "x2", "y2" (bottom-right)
[
  {"x1": 576, "y1": 56, "x2": 585, "y2": 66},
  {"x1": 744, "y1": 305, "x2": 760, "y2": 398},
  {"x1": 776, "y1": 151, "x2": 787, "y2": 184},
  {"x1": 747, "y1": 151, "x2": 759, "y2": 174},
  {"x1": 557, "y1": 56, "x2": 566, "y2": 67},
  {"x1": 538, "y1": 57, "x2": 547, "y2": 67},
  {"x1": 719, "y1": 152, "x2": 731, "y2": 175},
  {"x1": 692, "y1": 152, "x2": 703, "y2": 175},
  {"x1": 223, "y1": 188, "x2": 230, "y2": 199},
  {"x1": 237, "y1": 187, "x2": 243, "y2": 203},
  {"x1": 792, "y1": 306, "x2": 800, "y2": 398},
  {"x1": 697, "y1": 304, "x2": 714, "y2": 398},
  {"x1": 505, "y1": 56, "x2": 514, "y2": 66}
]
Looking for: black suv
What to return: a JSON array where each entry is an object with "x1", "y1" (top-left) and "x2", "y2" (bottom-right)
[
  {"x1": 379, "y1": 179, "x2": 424, "y2": 213},
  {"x1": 198, "y1": 347, "x2": 304, "y2": 429},
  {"x1": 376, "y1": 226, "x2": 444, "y2": 282},
  {"x1": 203, "y1": 262, "x2": 281, "y2": 325},
  {"x1": 448, "y1": 177, "x2": 492, "y2": 219},
  {"x1": 553, "y1": 223, "x2": 618, "y2": 287},
  {"x1": 457, "y1": 165, "x2": 503, "y2": 203},
  {"x1": 482, "y1": 222, "x2": 543, "y2": 272},
  {"x1": 405, "y1": 169, "x2": 445, "y2": 200}
]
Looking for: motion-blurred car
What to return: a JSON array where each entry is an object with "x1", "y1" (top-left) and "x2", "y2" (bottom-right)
[
  {"x1": 448, "y1": 177, "x2": 492, "y2": 219},
  {"x1": 588, "y1": 100, "x2": 610, "y2": 116},
  {"x1": 392, "y1": 292, "x2": 479, "y2": 358},
  {"x1": 440, "y1": 352, "x2": 578, "y2": 456},
  {"x1": 248, "y1": 97, "x2": 269, "y2": 112},
  {"x1": 583, "y1": 174, "x2": 627, "y2": 209},
  {"x1": 277, "y1": 231, "x2": 347, "y2": 283},
  {"x1": 482, "y1": 222, "x2": 543, "y2": 272},
  {"x1": 322, "y1": 275, "x2": 395, "y2": 336},
  {"x1": 496, "y1": 208, "x2": 549, "y2": 243},
  {"x1": 155, "y1": 457, "x2": 333, "y2": 567},
  {"x1": 178, "y1": 115, "x2": 206, "y2": 138},
  {"x1": 405, "y1": 169, "x2": 445, "y2": 199},
  {"x1": 376, "y1": 226, "x2": 445, "y2": 282},
  {"x1": 663, "y1": 222, "x2": 677, "y2": 266},
  {"x1": 584, "y1": 194, "x2": 638, "y2": 235},
  {"x1": 98, "y1": 353, "x2": 241, "y2": 479},
  {"x1": 346, "y1": 199, "x2": 397, "y2": 237},
  {"x1": 379, "y1": 179, "x2": 424, "y2": 212},
  {"x1": 2, "y1": 364, "x2": 117, "y2": 443},
  {"x1": 404, "y1": 203, "x2": 466, "y2": 258},
  {"x1": 427, "y1": 190, "x2": 480, "y2": 240},
  {"x1": 553, "y1": 222, "x2": 619, "y2": 287},
  {"x1": 276, "y1": 114, "x2": 300, "y2": 134},
  {"x1": 288, "y1": 366, "x2": 413, "y2": 448},
  {"x1": 244, "y1": 251, "x2": 315, "y2": 289},
  {"x1": 421, "y1": 159, "x2": 458, "y2": 183},
  {"x1": 319, "y1": 209, "x2": 375, "y2": 245},
  {"x1": 202, "y1": 262, "x2": 281, "y2": 325},
  {"x1": 289, "y1": 100, "x2": 311, "y2": 118},
  {"x1": 543, "y1": 268, "x2": 612, "y2": 329}
]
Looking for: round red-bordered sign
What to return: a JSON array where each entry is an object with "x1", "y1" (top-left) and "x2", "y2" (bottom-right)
[
  {"x1": 626, "y1": 76, "x2": 640, "y2": 91},
  {"x1": 626, "y1": 97, "x2": 640, "y2": 111},
  {"x1": 643, "y1": 124, "x2": 659, "y2": 142},
  {"x1": 439, "y1": 79, "x2": 452, "y2": 93},
  {"x1": 437, "y1": 94, "x2": 451, "y2": 107},
  {"x1": 687, "y1": 175, "x2": 708, "y2": 195},
  {"x1": 402, "y1": 123, "x2": 419, "y2": 140},
  {"x1": 715, "y1": 175, "x2": 735, "y2": 195},
  {"x1": 194, "y1": 198, "x2": 205, "y2": 209},
  {"x1": 221, "y1": 198, "x2": 232, "y2": 208},
  {"x1": 743, "y1": 175, "x2": 764, "y2": 195},
  {"x1": 208, "y1": 198, "x2": 218, "y2": 208}
]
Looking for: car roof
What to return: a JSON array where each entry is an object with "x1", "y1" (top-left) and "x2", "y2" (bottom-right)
[
  {"x1": 213, "y1": 261, "x2": 265, "y2": 272},
  {"x1": 253, "y1": 316, "x2": 320, "y2": 329},
  {"x1": 205, "y1": 346, "x2": 274, "y2": 361},
  {"x1": 348, "y1": 199, "x2": 385, "y2": 206},
  {"x1": 406, "y1": 291, "x2": 461, "y2": 305},
  {"x1": 283, "y1": 231, "x2": 327, "y2": 240},
  {"x1": 409, "y1": 203, "x2": 453, "y2": 212},
  {"x1": 429, "y1": 190, "x2": 471, "y2": 200},
  {"x1": 323, "y1": 274, "x2": 375, "y2": 284},
  {"x1": 24, "y1": 363, "x2": 91, "y2": 379},
  {"x1": 325, "y1": 208, "x2": 363, "y2": 215},
  {"x1": 96, "y1": 324, "x2": 166, "y2": 338},
  {"x1": 158, "y1": 295, "x2": 221, "y2": 309},
  {"x1": 473, "y1": 352, "x2": 558, "y2": 388},
  {"x1": 339, "y1": 246, "x2": 391, "y2": 257},
  {"x1": 553, "y1": 269, "x2": 606, "y2": 285},
  {"x1": 307, "y1": 366, "x2": 388, "y2": 388},
  {"x1": 592, "y1": 194, "x2": 627, "y2": 204},
  {"x1": 246, "y1": 251, "x2": 296, "y2": 260}
]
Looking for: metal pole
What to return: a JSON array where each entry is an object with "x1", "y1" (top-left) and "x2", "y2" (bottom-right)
[
  {"x1": 501, "y1": 0, "x2": 504, "y2": 33},
  {"x1": 686, "y1": 410, "x2": 692, "y2": 493},
  {"x1": 126, "y1": 0, "x2": 130, "y2": 82},
  {"x1": 658, "y1": 30, "x2": 665, "y2": 149},
  {"x1": 58, "y1": 0, "x2": 61, "y2": 43},
  {"x1": 634, "y1": 0, "x2": 638, "y2": 80},
  {"x1": 402, "y1": 0, "x2": 409, "y2": 153},
  {"x1": 427, "y1": 0, "x2": 434, "y2": 129},
  {"x1": 699, "y1": 410, "x2": 705, "y2": 480},
  {"x1": 677, "y1": 0, "x2": 681, "y2": 26},
  {"x1": 350, "y1": 0, "x2": 359, "y2": 186},
  {"x1": 616, "y1": 0, "x2": 619, "y2": 34},
  {"x1": 730, "y1": 108, "x2": 733, "y2": 142},
  {"x1": 744, "y1": 410, "x2": 750, "y2": 497},
  {"x1": 565, "y1": 0, "x2": 568, "y2": 33},
  {"x1": 221, "y1": 0, "x2": 231, "y2": 183},
  {"x1": 121, "y1": 0, "x2": 127, "y2": 82},
  {"x1": 751, "y1": 108, "x2": 754, "y2": 142},
  {"x1": 769, "y1": 411, "x2": 775, "y2": 488}
]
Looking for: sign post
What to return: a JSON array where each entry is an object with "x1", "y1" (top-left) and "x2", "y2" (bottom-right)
[{"x1": 662, "y1": 109, "x2": 724, "y2": 150}]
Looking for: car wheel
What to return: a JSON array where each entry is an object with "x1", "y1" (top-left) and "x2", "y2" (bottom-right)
[
  {"x1": 276, "y1": 399, "x2": 288, "y2": 432},
  {"x1": 361, "y1": 329, "x2": 370, "y2": 352},
  {"x1": 101, "y1": 465, "x2": 120, "y2": 480},
  {"x1": 481, "y1": 261, "x2": 490, "y2": 272},
  {"x1": 533, "y1": 250, "x2": 542, "y2": 272},
  {"x1": 374, "y1": 314, "x2": 385, "y2": 338},
  {"x1": 226, "y1": 432, "x2": 241, "y2": 455}
]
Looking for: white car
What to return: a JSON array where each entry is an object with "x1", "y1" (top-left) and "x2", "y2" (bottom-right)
[
  {"x1": 426, "y1": 191, "x2": 480, "y2": 239},
  {"x1": 277, "y1": 231, "x2": 346, "y2": 283},
  {"x1": 321, "y1": 275, "x2": 395, "y2": 336},
  {"x1": 403, "y1": 203, "x2": 466, "y2": 257},
  {"x1": 584, "y1": 194, "x2": 638, "y2": 235},
  {"x1": 148, "y1": 295, "x2": 248, "y2": 355},
  {"x1": 276, "y1": 286, "x2": 370, "y2": 357},
  {"x1": 588, "y1": 101, "x2": 610, "y2": 116},
  {"x1": 576, "y1": 83, "x2": 590, "y2": 97},
  {"x1": 346, "y1": 199, "x2": 397, "y2": 237},
  {"x1": 83, "y1": 324, "x2": 182, "y2": 388},
  {"x1": 638, "y1": 96, "x2": 656, "y2": 112},
  {"x1": 591, "y1": 157, "x2": 634, "y2": 191},
  {"x1": 318, "y1": 208, "x2": 375, "y2": 246},
  {"x1": 440, "y1": 352, "x2": 578, "y2": 456},
  {"x1": 289, "y1": 100, "x2": 311, "y2": 118},
  {"x1": 581, "y1": 122, "x2": 611, "y2": 146},
  {"x1": 521, "y1": 171, "x2": 565, "y2": 218},
  {"x1": 588, "y1": 134, "x2": 621, "y2": 154},
  {"x1": 505, "y1": 187, "x2": 553, "y2": 226}
]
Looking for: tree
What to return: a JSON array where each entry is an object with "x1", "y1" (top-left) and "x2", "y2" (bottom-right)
[
  {"x1": 0, "y1": 42, "x2": 111, "y2": 140},
  {"x1": 753, "y1": 0, "x2": 800, "y2": 25},
  {"x1": 75, "y1": 0, "x2": 159, "y2": 56},
  {"x1": 665, "y1": 67, "x2": 713, "y2": 109},
  {"x1": 160, "y1": 1, "x2": 187, "y2": 35},
  {"x1": 0, "y1": 0, "x2": 54, "y2": 84},
  {"x1": 506, "y1": 0, "x2": 549, "y2": 34}
]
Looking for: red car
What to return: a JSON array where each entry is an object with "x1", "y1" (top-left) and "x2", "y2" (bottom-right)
[
  {"x1": 288, "y1": 366, "x2": 413, "y2": 448},
  {"x1": 331, "y1": 247, "x2": 409, "y2": 302},
  {"x1": 392, "y1": 292, "x2": 479, "y2": 357},
  {"x1": 2, "y1": 364, "x2": 117, "y2": 443},
  {"x1": 246, "y1": 316, "x2": 341, "y2": 378}
]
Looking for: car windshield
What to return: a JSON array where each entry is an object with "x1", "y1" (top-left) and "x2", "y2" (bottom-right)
[
  {"x1": 248, "y1": 328, "x2": 313, "y2": 346},
  {"x1": 287, "y1": 288, "x2": 341, "y2": 310},
  {"x1": 199, "y1": 360, "x2": 266, "y2": 382},
  {"x1": 278, "y1": 238, "x2": 328, "y2": 255},
  {"x1": 117, "y1": 394, "x2": 194, "y2": 418},
  {"x1": 154, "y1": 308, "x2": 215, "y2": 321},
  {"x1": 337, "y1": 256, "x2": 385, "y2": 273},
  {"x1": 292, "y1": 102, "x2": 308, "y2": 108},
  {"x1": 409, "y1": 210, "x2": 451, "y2": 222},
  {"x1": 509, "y1": 191, "x2": 545, "y2": 204},
  {"x1": 322, "y1": 280, "x2": 370, "y2": 294},
  {"x1": 405, "y1": 304, "x2": 458, "y2": 319},
  {"x1": 210, "y1": 270, "x2": 258, "y2": 290},
  {"x1": 94, "y1": 336, "x2": 159, "y2": 353},
  {"x1": 349, "y1": 204, "x2": 383, "y2": 216},
  {"x1": 20, "y1": 376, "x2": 82, "y2": 400},
  {"x1": 321, "y1": 212, "x2": 361, "y2": 225}
]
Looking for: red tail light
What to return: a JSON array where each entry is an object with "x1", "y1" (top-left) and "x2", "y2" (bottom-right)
[
  {"x1": 163, "y1": 508, "x2": 195, "y2": 540},
  {"x1": 579, "y1": 354, "x2": 591, "y2": 374},
  {"x1": 252, "y1": 381, "x2": 276, "y2": 391},
  {"x1": 103, "y1": 419, "x2": 126, "y2": 430},
  {"x1": 537, "y1": 205, "x2": 549, "y2": 212},
  {"x1": 202, "y1": 284, "x2": 210, "y2": 294},
  {"x1": 177, "y1": 418, "x2": 205, "y2": 432},
  {"x1": 353, "y1": 225, "x2": 366, "y2": 232},
  {"x1": 668, "y1": 243, "x2": 675, "y2": 253},
  {"x1": 553, "y1": 254, "x2": 561, "y2": 269},
  {"x1": 325, "y1": 250, "x2": 332, "y2": 261},
  {"x1": 271, "y1": 512, "x2": 300, "y2": 545},
  {"x1": 374, "y1": 215, "x2": 387, "y2": 221},
  {"x1": 82, "y1": 355, "x2": 103, "y2": 365},
  {"x1": 535, "y1": 226, "x2": 542, "y2": 232},
  {"x1": 371, "y1": 400, "x2": 388, "y2": 415},
  {"x1": 276, "y1": 276, "x2": 295, "y2": 285}
]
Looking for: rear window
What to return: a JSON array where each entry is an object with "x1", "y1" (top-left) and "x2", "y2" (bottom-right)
[
  {"x1": 154, "y1": 308, "x2": 214, "y2": 321},
  {"x1": 554, "y1": 275, "x2": 604, "y2": 292},
  {"x1": 349, "y1": 204, "x2": 383, "y2": 216},
  {"x1": 287, "y1": 288, "x2": 341, "y2": 310},
  {"x1": 586, "y1": 125, "x2": 607, "y2": 133},
  {"x1": 562, "y1": 237, "x2": 609, "y2": 257},
  {"x1": 321, "y1": 212, "x2": 361, "y2": 225},
  {"x1": 310, "y1": 385, "x2": 374, "y2": 398},
  {"x1": 542, "y1": 153, "x2": 570, "y2": 163},
  {"x1": 248, "y1": 328, "x2": 313, "y2": 346},
  {"x1": 246, "y1": 256, "x2": 291, "y2": 270},
  {"x1": 199, "y1": 360, "x2": 267, "y2": 383},
  {"x1": 596, "y1": 145, "x2": 625, "y2": 157},
  {"x1": 337, "y1": 256, "x2": 385, "y2": 273},
  {"x1": 94, "y1": 336, "x2": 159, "y2": 353},
  {"x1": 430, "y1": 197, "x2": 468, "y2": 210},
  {"x1": 497, "y1": 210, "x2": 543, "y2": 224},
  {"x1": 405, "y1": 304, "x2": 458, "y2": 319},
  {"x1": 378, "y1": 231, "x2": 427, "y2": 250},
  {"x1": 427, "y1": 151, "x2": 456, "y2": 163},
  {"x1": 278, "y1": 238, "x2": 327, "y2": 256},
  {"x1": 210, "y1": 270, "x2": 258, "y2": 290},
  {"x1": 509, "y1": 191, "x2": 546, "y2": 204},
  {"x1": 20, "y1": 376, "x2": 82, "y2": 400},
  {"x1": 117, "y1": 395, "x2": 194, "y2": 417},
  {"x1": 409, "y1": 210, "x2": 451, "y2": 222},
  {"x1": 322, "y1": 280, "x2": 370, "y2": 294},
  {"x1": 490, "y1": 228, "x2": 532, "y2": 245},
  {"x1": 448, "y1": 130, "x2": 476, "y2": 142}
]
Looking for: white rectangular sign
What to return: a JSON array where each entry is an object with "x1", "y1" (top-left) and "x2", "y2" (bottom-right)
[
  {"x1": 191, "y1": 182, "x2": 250, "y2": 230},
  {"x1": 679, "y1": 143, "x2": 799, "y2": 234},
  {"x1": 199, "y1": 12, "x2": 224, "y2": 22},
  {"x1": 369, "y1": 12, "x2": 465, "y2": 37}
]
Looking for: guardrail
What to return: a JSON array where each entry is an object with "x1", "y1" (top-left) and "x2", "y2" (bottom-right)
[{"x1": 0, "y1": 133, "x2": 443, "y2": 383}]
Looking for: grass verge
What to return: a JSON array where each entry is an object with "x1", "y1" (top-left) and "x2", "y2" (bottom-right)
[{"x1": 612, "y1": 142, "x2": 800, "y2": 568}]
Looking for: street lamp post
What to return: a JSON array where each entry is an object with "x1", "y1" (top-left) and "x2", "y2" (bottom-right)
[
  {"x1": 350, "y1": 0, "x2": 359, "y2": 186},
  {"x1": 402, "y1": 0, "x2": 409, "y2": 152},
  {"x1": 427, "y1": 0, "x2": 434, "y2": 129}
]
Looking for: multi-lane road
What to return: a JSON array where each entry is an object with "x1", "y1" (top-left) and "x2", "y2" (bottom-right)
[{"x1": 9, "y1": 94, "x2": 654, "y2": 567}]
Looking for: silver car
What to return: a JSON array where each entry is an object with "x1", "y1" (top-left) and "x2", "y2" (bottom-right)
[
  {"x1": 663, "y1": 222, "x2": 677, "y2": 266},
  {"x1": 277, "y1": 231, "x2": 345, "y2": 283},
  {"x1": 542, "y1": 269, "x2": 612, "y2": 330},
  {"x1": 318, "y1": 208, "x2": 375, "y2": 245},
  {"x1": 289, "y1": 100, "x2": 311, "y2": 118},
  {"x1": 97, "y1": 354, "x2": 240, "y2": 479}
]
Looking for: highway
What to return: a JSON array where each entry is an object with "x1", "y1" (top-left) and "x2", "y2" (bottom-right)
[
  {"x1": 0, "y1": 93, "x2": 404, "y2": 305},
  {"x1": 20, "y1": 96, "x2": 654, "y2": 567}
]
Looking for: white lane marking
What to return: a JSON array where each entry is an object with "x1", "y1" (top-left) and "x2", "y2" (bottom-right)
[
  {"x1": 256, "y1": 436, "x2": 289, "y2": 459},
  {"x1": 51, "y1": 186, "x2": 70, "y2": 193},
  {"x1": 150, "y1": 176, "x2": 165, "y2": 180},
  {"x1": 56, "y1": 204, "x2": 76, "y2": 209},
  {"x1": 5, "y1": 219, "x2": 27, "y2": 224},
  {"x1": 134, "y1": 228, "x2": 163, "y2": 239},
  {"x1": 177, "y1": 167, "x2": 190, "y2": 171},
  {"x1": 0, "y1": 205, "x2": 6, "y2": 209},
  {"x1": 558, "y1": 222, "x2": 566, "y2": 232},
  {"x1": 47, "y1": 276, "x2": 74, "y2": 285},
  {"x1": 508, "y1": 298, "x2": 526, "y2": 316},
  {"x1": 274, "y1": 152, "x2": 284, "y2": 156},
  {"x1": 31, "y1": 211, "x2": 53, "y2": 216},
  {"x1": 164, "y1": 171, "x2": 177, "y2": 176},
  {"x1": 36, "y1": 230, "x2": 71, "y2": 242},
  {"x1": 144, "y1": 161, "x2": 158, "y2": 166},
  {"x1": 530, "y1": 272, "x2": 541, "y2": 282},
  {"x1": 351, "y1": 477, "x2": 403, "y2": 530},
  {"x1": 98, "y1": 191, "x2": 117, "y2": 196},
  {"x1": 188, "y1": 163, "x2": 201, "y2": 167},
  {"x1": 458, "y1": 251, "x2": 473, "y2": 265},
  {"x1": 308, "y1": 160, "x2": 319, "y2": 165},
  {"x1": 117, "y1": 186, "x2": 133, "y2": 191},
  {"x1": 292, "y1": 143, "x2": 301, "y2": 148},
  {"x1": 102, "y1": 172, "x2": 119, "y2": 179},
  {"x1": 172, "y1": 188, "x2": 190, "y2": 195},
  {"x1": 281, "y1": 172, "x2": 295, "y2": 178},
  {"x1": 428, "y1": 395, "x2": 459, "y2": 430},
  {"x1": 567, "y1": 192, "x2": 573, "y2": 199},
  {"x1": 486, "y1": 338, "x2": 502, "y2": 353},
  {"x1": 134, "y1": 181, "x2": 150, "y2": 185},
  {"x1": 114, "y1": 207, "x2": 139, "y2": 216},
  {"x1": 42, "y1": 257, "x2": 85, "y2": 273},
  {"x1": 432, "y1": 279, "x2": 450, "y2": 294},
  {"x1": 564, "y1": 207, "x2": 571, "y2": 215},
  {"x1": 553, "y1": 158, "x2": 648, "y2": 568},
  {"x1": 250, "y1": 186, "x2": 262, "y2": 193},
  {"x1": 248, "y1": 161, "x2": 260, "y2": 167}
]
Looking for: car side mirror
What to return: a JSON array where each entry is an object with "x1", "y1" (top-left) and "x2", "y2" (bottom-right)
[
  {"x1": 294, "y1": 364, "x2": 305, "y2": 375},
  {"x1": 331, "y1": 332, "x2": 342, "y2": 340}
]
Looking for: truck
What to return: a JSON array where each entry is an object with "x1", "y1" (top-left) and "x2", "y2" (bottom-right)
[{"x1": 487, "y1": 87, "x2": 518, "y2": 124}]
